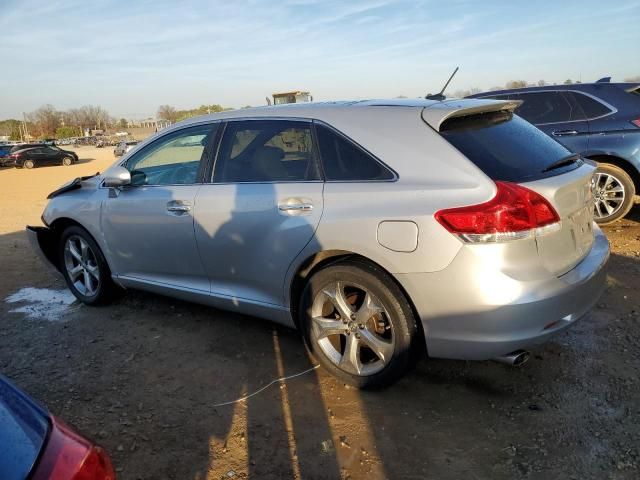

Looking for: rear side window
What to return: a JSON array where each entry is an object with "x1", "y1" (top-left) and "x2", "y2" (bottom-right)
[
  {"x1": 215, "y1": 120, "x2": 320, "y2": 183},
  {"x1": 509, "y1": 91, "x2": 582, "y2": 124},
  {"x1": 570, "y1": 92, "x2": 612, "y2": 119},
  {"x1": 441, "y1": 111, "x2": 579, "y2": 182},
  {"x1": 315, "y1": 124, "x2": 395, "y2": 181}
]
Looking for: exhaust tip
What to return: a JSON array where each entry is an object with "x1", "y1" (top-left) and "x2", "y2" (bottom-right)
[{"x1": 493, "y1": 350, "x2": 530, "y2": 367}]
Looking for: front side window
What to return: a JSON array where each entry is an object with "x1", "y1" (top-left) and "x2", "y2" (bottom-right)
[
  {"x1": 510, "y1": 91, "x2": 583, "y2": 124},
  {"x1": 125, "y1": 123, "x2": 217, "y2": 186},
  {"x1": 315, "y1": 124, "x2": 395, "y2": 181},
  {"x1": 214, "y1": 120, "x2": 320, "y2": 182}
]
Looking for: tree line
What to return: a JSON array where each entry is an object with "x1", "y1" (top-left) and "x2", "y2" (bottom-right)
[
  {"x1": 156, "y1": 104, "x2": 236, "y2": 123},
  {"x1": 451, "y1": 75, "x2": 640, "y2": 98},
  {"x1": 0, "y1": 104, "x2": 115, "y2": 140}
]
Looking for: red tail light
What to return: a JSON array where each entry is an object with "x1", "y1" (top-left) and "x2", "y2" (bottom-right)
[
  {"x1": 32, "y1": 417, "x2": 116, "y2": 480},
  {"x1": 631, "y1": 119, "x2": 640, "y2": 128},
  {"x1": 435, "y1": 181, "x2": 561, "y2": 243}
]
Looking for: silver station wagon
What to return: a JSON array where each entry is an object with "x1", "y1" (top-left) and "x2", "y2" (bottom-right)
[{"x1": 29, "y1": 99, "x2": 609, "y2": 388}]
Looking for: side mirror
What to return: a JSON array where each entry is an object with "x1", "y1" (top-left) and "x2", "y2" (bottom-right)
[{"x1": 103, "y1": 166, "x2": 131, "y2": 187}]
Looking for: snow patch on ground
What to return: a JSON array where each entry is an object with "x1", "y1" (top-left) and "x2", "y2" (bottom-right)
[{"x1": 5, "y1": 287, "x2": 78, "y2": 321}]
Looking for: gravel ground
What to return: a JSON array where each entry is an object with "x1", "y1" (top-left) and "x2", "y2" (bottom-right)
[{"x1": 0, "y1": 148, "x2": 638, "y2": 479}]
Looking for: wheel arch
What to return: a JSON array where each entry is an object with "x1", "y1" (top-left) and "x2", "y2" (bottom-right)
[
  {"x1": 586, "y1": 154, "x2": 640, "y2": 193},
  {"x1": 47, "y1": 217, "x2": 115, "y2": 275},
  {"x1": 288, "y1": 249, "x2": 427, "y2": 355}
]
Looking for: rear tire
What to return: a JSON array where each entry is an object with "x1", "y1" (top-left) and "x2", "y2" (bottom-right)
[
  {"x1": 593, "y1": 163, "x2": 635, "y2": 225},
  {"x1": 23, "y1": 159, "x2": 35, "y2": 169},
  {"x1": 59, "y1": 226, "x2": 118, "y2": 306},
  {"x1": 300, "y1": 260, "x2": 418, "y2": 389}
]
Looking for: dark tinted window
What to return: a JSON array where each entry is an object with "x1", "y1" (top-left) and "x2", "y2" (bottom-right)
[
  {"x1": 215, "y1": 120, "x2": 320, "y2": 182},
  {"x1": 571, "y1": 92, "x2": 612, "y2": 119},
  {"x1": 441, "y1": 111, "x2": 579, "y2": 182},
  {"x1": 510, "y1": 91, "x2": 583, "y2": 124},
  {"x1": 316, "y1": 124, "x2": 394, "y2": 181}
]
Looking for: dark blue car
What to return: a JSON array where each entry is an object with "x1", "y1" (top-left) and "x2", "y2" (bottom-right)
[
  {"x1": 468, "y1": 80, "x2": 640, "y2": 224},
  {"x1": 0, "y1": 375, "x2": 115, "y2": 480}
]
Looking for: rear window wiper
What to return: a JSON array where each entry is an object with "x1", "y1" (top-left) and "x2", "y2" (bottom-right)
[{"x1": 542, "y1": 154, "x2": 582, "y2": 173}]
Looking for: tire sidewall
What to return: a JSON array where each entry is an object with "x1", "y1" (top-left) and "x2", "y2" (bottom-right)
[
  {"x1": 300, "y1": 260, "x2": 417, "y2": 389},
  {"x1": 59, "y1": 226, "x2": 113, "y2": 305},
  {"x1": 594, "y1": 163, "x2": 635, "y2": 225}
]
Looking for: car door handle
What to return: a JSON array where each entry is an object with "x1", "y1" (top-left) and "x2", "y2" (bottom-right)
[
  {"x1": 166, "y1": 201, "x2": 191, "y2": 215},
  {"x1": 278, "y1": 203, "x2": 313, "y2": 212},
  {"x1": 552, "y1": 130, "x2": 579, "y2": 136}
]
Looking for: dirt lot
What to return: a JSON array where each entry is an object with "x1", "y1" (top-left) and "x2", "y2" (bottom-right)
[{"x1": 0, "y1": 147, "x2": 639, "y2": 479}]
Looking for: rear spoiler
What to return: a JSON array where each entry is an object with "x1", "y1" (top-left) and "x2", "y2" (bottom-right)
[{"x1": 421, "y1": 99, "x2": 522, "y2": 132}]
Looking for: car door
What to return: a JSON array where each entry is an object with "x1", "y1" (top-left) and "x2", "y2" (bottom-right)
[
  {"x1": 194, "y1": 119, "x2": 324, "y2": 306},
  {"x1": 27, "y1": 147, "x2": 46, "y2": 165},
  {"x1": 101, "y1": 122, "x2": 219, "y2": 291},
  {"x1": 509, "y1": 91, "x2": 590, "y2": 153},
  {"x1": 43, "y1": 146, "x2": 60, "y2": 165}
]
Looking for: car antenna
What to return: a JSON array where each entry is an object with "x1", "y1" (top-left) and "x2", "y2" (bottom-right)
[{"x1": 426, "y1": 66, "x2": 459, "y2": 101}]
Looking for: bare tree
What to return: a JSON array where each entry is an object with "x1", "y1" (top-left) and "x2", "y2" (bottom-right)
[
  {"x1": 452, "y1": 87, "x2": 481, "y2": 98},
  {"x1": 563, "y1": 79, "x2": 573, "y2": 85},
  {"x1": 537, "y1": 80, "x2": 547, "y2": 86},
  {"x1": 65, "y1": 105, "x2": 111, "y2": 131},
  {"x1": 505, "y1": 80, "x2": 527, "y2": 89},
  {"x1": 624, "y1": 75, "x2": 640, "y2": 82},
  {"x1": 157, "y1": 105, "x2": 179, "y2": 123},
  {"x1": 28, "y1": 104, "x2": 60, "y2": 137}
]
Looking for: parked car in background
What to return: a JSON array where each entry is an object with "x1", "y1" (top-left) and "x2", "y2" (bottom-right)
[
  {"x1": 9, "y1": 145, "x2": 78, "y2": 169},
  {"x1": 113, "y1": 140, "x2": 139, "y2": 157},
  {"x1": 468, "y1": 80, "x2": 640, "y2": 224},
  {"x1": 28, "y1": 99, "x2": 609, "y2": 388},
  {"x1": 0, "y1": 144, "x2": 14, "y2": 166},
  {"x1": 0, "y1": 375, "x2": 115, "y2": 480}
]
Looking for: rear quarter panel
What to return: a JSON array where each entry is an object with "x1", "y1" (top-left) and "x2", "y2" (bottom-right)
[{"x1": 284, "y1": 108, "x2": 495, "y2": 302}]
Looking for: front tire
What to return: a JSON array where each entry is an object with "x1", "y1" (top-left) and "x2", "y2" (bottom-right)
[
  {"x1": 59, "y1": 226, "x2": 118, "y2": 305},
  {"x1": 62, "y1": 156, "x2": 73, "y2": 166},
  {"x1": 593, "y1": 163, "x2": 635, "y2": 224},
  {"x1": 300, "y1": 260, "x2": 418, "y2": 389}
]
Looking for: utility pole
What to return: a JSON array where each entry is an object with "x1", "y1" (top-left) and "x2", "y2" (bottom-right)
[{"x1": 22, "y1": 112, "x2": 30, "y2": 140}]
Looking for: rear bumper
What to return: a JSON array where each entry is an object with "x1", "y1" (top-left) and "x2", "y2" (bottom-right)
[
  {"x1": 26, "y1": 226, "x2": 62, "y2": 278},
  {"x1": 396, "y1": 226, "x2": 610, "y2": 360}
]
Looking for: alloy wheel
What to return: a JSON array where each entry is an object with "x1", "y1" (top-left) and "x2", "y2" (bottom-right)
[
  {"x1": 593, "y1": 172, "x2": 625, "y2": 220},
  {"x1": 62, "y1": 156, "x2": 72, "y2": 166},
  {"x1": 24, "y1": 160, "x2": 34, "y2": 169},
  {"x1": 310, "y1": 281, "x2": 394, "y2": 376},
  {"x1": 64, "y1": 235, "x2": 100, "y2": 296}
]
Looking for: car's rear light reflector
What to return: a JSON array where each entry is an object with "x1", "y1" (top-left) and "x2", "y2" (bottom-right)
[
  {"x1": 435, "y1": 181, "x2": 561, "y2": 243},
  {"x1": 631, "y1": 118, "x2": 640, "y2": 128},
  {"x1": 31, "y1": 417, "x2": 115, "y2": 480}
]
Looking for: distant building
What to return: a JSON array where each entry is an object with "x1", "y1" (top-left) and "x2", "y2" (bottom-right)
[
  {"x1": 131, "y1": 118, "x2": 171, "y2": 130},
  {"x1": 272, "y1": 91, "x2": 312, "y2": 105}
]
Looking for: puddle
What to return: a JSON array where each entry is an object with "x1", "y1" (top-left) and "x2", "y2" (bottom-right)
[{"x1": 5, "y1": 287, "x2": 78, "y2": 321}]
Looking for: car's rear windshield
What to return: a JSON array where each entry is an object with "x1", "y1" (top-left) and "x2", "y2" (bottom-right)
[{"x1": 440, "y1": 110, "x2": 581, "y2": 182}]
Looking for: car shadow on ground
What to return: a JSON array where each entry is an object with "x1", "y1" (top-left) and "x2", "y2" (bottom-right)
[
  {"x1": 0, "y1": 225, "x2": 639, "y2": 479},
  {"x1": 75, "y1": 157, "x2": 96, "y2": 165}
]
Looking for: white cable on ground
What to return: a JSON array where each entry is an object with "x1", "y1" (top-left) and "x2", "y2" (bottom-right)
[{"x1": 210, "y1": 364, "x2": 320, "y2": 407}]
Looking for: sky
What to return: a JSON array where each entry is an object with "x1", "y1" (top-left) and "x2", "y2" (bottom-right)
[{"x1": 0, "y1": 0, "x2": 638, "y2": 120}]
